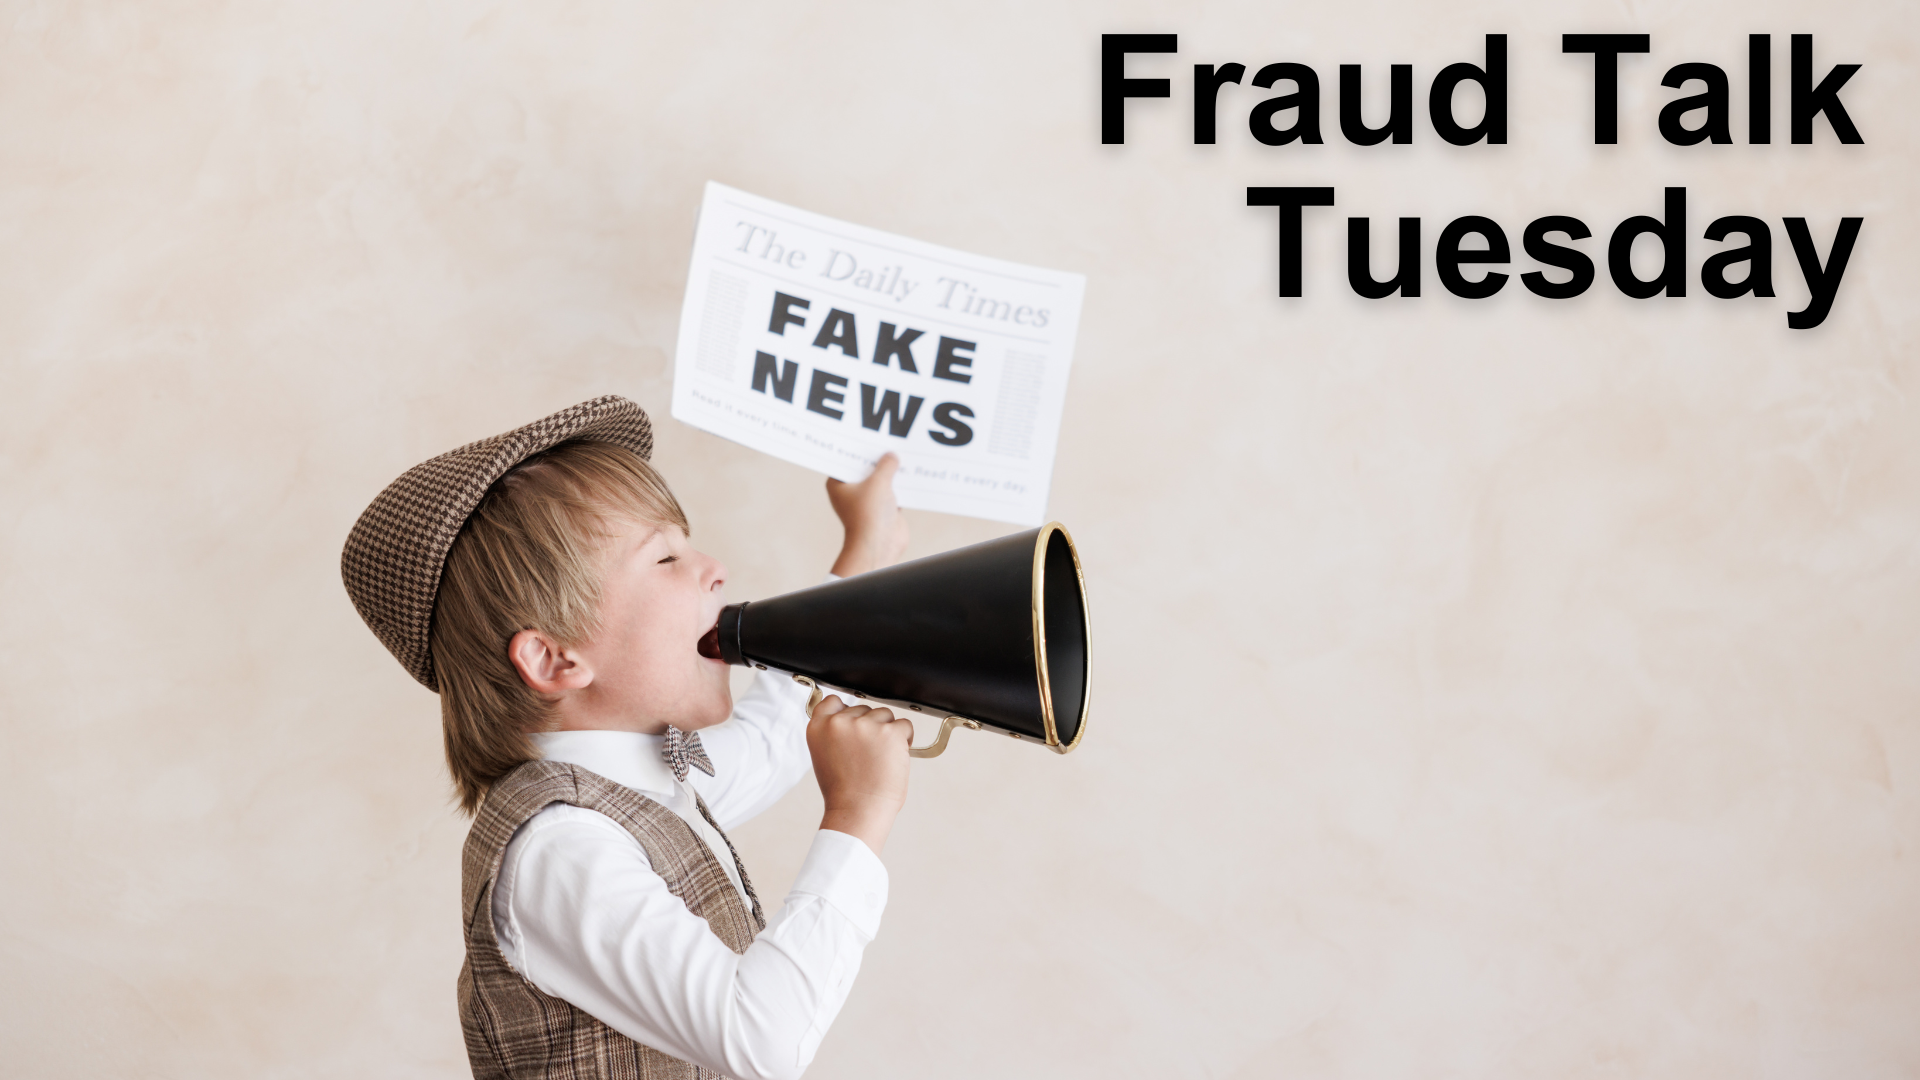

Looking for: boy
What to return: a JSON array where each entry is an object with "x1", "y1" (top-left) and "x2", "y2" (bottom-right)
[{"x1": 342, "y1": 395, "x2": 912, "y2": 1080}]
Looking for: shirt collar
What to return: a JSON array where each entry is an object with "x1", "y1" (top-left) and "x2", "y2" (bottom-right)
[{"x1": 532, "y1": 729, "x2": 678, "y2": 799}]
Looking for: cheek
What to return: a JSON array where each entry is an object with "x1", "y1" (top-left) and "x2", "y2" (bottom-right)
[
  {"x1": 626, "y1": 615, "x2": 687, "y2": 680},
  {"x1": 628, "y1": 591, "x2": 701, "y2": 672},
  {"x1": 593, "y1": 601, "x2": 675, "y2": 679}
]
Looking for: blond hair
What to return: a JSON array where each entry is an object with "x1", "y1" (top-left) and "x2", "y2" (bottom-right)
[{"x1": 429, "y1": 439, "x2": 688, "y2": 814}]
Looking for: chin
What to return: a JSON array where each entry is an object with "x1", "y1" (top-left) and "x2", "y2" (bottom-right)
[{"x1": 687, "y1": 688, "x2": 733, "y2": 731}]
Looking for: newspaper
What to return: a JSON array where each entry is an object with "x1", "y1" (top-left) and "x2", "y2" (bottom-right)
[{"x1": 670, "y1": 182, "x2": 1086, "y2": 526}]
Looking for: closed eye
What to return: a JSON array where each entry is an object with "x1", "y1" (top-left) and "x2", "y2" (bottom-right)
[{"x1": 657, "y1": 555, "x2": 679, "y2": 565}]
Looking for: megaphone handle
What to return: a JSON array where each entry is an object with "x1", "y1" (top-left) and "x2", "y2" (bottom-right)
[
  {"x1": 905, "y1": 716, "x2": 981, "y2": 759},
  {"x1": 792, "y1": 675, "x2": 978, "y2": 759},
  {"x1": 795, "y1": 675, "x2": 825, "y2": 716}
]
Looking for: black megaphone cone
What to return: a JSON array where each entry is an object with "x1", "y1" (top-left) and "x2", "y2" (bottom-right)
[{"x1": 712, "y1": 523, "x2": 1090, "y2": 758}]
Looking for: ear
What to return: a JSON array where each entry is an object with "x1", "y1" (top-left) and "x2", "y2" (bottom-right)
[{"x1": 508, "y1": 629, "x2": 594, "y2": 696}]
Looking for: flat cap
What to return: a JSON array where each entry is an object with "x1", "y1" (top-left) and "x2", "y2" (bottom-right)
[{"x1": 341, "y1": 395, "x2": 654, "y2": 691}]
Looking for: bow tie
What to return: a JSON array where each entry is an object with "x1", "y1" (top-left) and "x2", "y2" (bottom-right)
[{"x1": 662, "y1": 726, "x2": 715, "y2": 782}]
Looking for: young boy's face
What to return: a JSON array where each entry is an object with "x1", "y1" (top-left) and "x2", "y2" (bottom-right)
[{"x1": 570, "y1": 517, "x2": 733, "y2": 734}]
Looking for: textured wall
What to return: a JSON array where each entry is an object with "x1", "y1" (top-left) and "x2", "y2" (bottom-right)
[{"x1": 3, "y1": 1, "x2": 1916, "y2": 1077}]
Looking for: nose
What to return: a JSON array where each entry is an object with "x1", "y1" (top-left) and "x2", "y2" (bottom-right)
[{"x1": 705, "y1": 553, "x2": 728, "y2": 593}]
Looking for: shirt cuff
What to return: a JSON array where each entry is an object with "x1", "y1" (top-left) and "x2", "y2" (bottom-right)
[{"x1": 792, "y1": 829, "x2": 889, "y2": 939}]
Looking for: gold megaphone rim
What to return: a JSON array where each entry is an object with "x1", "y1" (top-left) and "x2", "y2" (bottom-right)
[{"x1": 1032, "y1": 521, "x2": 1090, "y2": 755}]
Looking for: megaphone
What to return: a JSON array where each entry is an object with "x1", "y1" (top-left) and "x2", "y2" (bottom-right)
[{"x1": 707, "y1": 523, "x2": 1090, "y2": 758}]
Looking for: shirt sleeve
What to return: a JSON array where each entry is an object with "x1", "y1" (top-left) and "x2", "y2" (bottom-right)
[
  {"x1": 691, "y1": 652, "x2": 817, "y2": 830},
  {"x1": 497, "y1": 806, "x2": 888, "y2": 1080}
]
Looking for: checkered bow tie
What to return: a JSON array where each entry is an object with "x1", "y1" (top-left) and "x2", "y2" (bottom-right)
[{"x1": 662, "y1": 726, "x2": 715, "y2": 782}]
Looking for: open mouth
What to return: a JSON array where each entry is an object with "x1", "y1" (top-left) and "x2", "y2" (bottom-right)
[{"x1": 696, "y1": 619, "x2": 723, "y2": 661}]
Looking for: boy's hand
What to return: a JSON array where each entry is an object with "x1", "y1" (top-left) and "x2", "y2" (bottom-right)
[
  {"x1": 808, "y1": 694, "x2": 912, "y2": 855},
  {"x1": 828, "y1": 453, "x2": 909, "y2": 577}
]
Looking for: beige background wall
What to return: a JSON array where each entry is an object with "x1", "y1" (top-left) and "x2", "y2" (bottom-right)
[{"x1": 3, "y1": 1, "x2": 1916, "y2": 1077}]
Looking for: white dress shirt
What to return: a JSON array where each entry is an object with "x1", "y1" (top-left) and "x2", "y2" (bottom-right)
[{"x1": 491, "y1": 668, "x2": 888, "y2": 1080}]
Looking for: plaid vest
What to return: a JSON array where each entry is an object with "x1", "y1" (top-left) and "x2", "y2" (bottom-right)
[{"x1": 457, "y1": 759, "x2": 766, "y2": 1079}]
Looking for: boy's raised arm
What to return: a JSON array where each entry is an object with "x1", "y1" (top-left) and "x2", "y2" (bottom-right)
[
  {"x1": 827, "y1": 453, "x2": 908, "y2": 577},
  {"x1": 698, "y1": 452, "x2": 912, "y2": 827}
]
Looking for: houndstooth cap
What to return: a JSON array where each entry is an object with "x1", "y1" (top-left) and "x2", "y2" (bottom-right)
[{"x1": 340, "y1": 395, "x2": 654, "y2": 691}]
